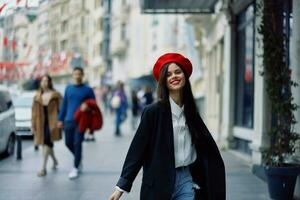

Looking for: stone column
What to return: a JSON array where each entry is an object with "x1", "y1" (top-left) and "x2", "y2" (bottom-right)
[
  {"x1": 291, "y1": 0, "x2": 300, "y2": 198},
  {"x1": 250, "y1": 0, "x2": 270, "y2": 179},
  {"x1": 221, "y1": 21, "x2": 235, "y2": 148}
]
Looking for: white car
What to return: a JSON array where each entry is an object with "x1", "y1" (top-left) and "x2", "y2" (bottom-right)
[
  {"x1": 14, "y1": 92, "x2": 35, "y2": 136},
  {"x1": 0, "y1": 86, "x2": 16, "y2": 156}
]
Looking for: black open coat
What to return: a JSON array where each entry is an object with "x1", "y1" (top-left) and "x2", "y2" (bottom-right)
[{"x1": 117, "y1": 101, "x2": 226, "y2": 200}]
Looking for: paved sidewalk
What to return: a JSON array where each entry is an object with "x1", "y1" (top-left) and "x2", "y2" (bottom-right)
[{"x1": 0, "y1": 113, "x2": 270, "y2": 200}]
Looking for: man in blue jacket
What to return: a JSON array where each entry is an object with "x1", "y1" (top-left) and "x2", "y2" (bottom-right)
[{"x1": 57, "y1": 67, "x2": 95, "y2": 179}]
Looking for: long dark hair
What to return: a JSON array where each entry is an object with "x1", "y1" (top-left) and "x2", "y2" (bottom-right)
[
  {"x1": 157, "y1": 63, "x2": 202, "y2": 145},
  {"x1": 39, "y1": 74, "x2": 54, "y2": 93}
]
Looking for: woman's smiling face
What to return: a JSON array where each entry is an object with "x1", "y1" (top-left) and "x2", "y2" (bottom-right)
[{"x1": 166, "y1": 63, "x2": 186, "y2": 92}]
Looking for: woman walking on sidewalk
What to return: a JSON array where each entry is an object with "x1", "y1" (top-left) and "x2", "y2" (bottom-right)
[
  {"x1": 32, "y1": 75, "x2": 62, "y2": 177},
  {"x1": 109, "y1": 53, "x2": 226, "y2": 200}
]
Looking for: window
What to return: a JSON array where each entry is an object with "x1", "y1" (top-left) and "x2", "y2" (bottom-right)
[
  {"x1": 61, "y1": 39, "x2": 68, "y2": 51},
  {"x1": 233, "y1": 137, "x2": 252, "y2": 155},
  {"x1": 82, "y1": 0, "x2": 85, "y2": 9},
  {"x1": 283, "y1": 0, "x2": 292, "y2": 67},
  {"x1": 61, "y1": 4, "x2": 65, "y2": 15},
  {"x1": 97, "y1": 18, "x2": 103, "y2": 31},
  {"x1": 152, "y1": 17, "x2": 159, "y2": 26},
  {"x1": 121, "y1": 23, "x2": 126, "y2": 40},
  {"x1": 61, "y1": 20, "x2": 68, "y2": 33},
  {"x1": 0, "y1": 91, "x2": 11, "y2": 113},
  {"x1": 81, "y1": 17, "x2": 85, "y2": 33},
  {"x1": 95, "y1": 0, "x2": 102, "y2": 8},
  {"x1": 103, "y1": 0, "x2": 111, "y2": 12},
  {"x1": 234, "y1": 4, "x2": 255, "y2": 128},
  {"x1": 0, "y1": 97, "x2": 7, "y2": 113},
  {"x1": 99, "y1": 42, "x2": 103, "y2": 56},
  {"x1": 103, "y1": 39, "x2": 110, "y2": 57}
]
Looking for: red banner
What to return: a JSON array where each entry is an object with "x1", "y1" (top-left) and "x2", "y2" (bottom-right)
[
  {"x1": 12, "y1": 39, "x2": 17, "y2": 51},
  {"x1": 3, "y1": 36, "x2": 8, "y2": 47},
  {"x1": 0, "y1": 62, "x2": 29, "y2": 81},
  {"x1": 0, "y1": 3, "x2": 7, "y2": 13}
]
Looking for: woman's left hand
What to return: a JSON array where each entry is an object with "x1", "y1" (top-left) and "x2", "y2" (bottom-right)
[{"x1": 108, "y1": 189, "x2": 123, "y2": 200}]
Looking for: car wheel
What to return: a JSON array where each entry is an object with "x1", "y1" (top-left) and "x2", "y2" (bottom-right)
[{"x1": 5, "y1": 134, "x2": 15, "y2": 156}]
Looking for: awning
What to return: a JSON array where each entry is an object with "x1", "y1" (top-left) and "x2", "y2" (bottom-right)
[
  {"x1": 128, "y1": 74, "x2": 157, "y2": 91},
  {"x1": 140, "y1": 0, "x2": 218, "y2": 14}
]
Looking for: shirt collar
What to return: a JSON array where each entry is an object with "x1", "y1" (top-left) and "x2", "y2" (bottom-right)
[{"x1": 169, "y1": 96, "x2": 184, "y2": 118}]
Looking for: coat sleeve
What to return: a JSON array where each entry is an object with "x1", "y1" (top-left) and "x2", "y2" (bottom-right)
[
  {"x1": 58, "y1": 87, "x2": 68, "y2": 121},
  {"x1": 57, "y1": 93, "x2": 62, "y2": 112},
  {"x1": 31, "y1": 101, "x2": 38, "y2": 132},
  {"x1": 116, "y1": 106, "x2": 153, "y2": 192}
]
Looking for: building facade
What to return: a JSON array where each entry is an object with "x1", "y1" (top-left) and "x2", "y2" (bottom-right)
[
  {"x1": 0, "y1": 7, "x2": 39, "y2": 82},
  {"x1": 110, "y1": 0, "x2": 202, "y2": 87},
  {"x1": 85, "y1": 0, "x2": 105, "y2": 87},
  {"x1": 188, "y1": 1, "x2": 300, "y2": 196}
]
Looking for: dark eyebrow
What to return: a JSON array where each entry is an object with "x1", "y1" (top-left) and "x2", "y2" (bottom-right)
[{"x1": 167, "y1": 68, "x2": 181, "y2": 74}]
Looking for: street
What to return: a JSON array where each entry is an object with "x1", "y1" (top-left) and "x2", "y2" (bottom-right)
[
  {"x1": 0, "y1": 138, "x2": 33, "y2": 161},
  {"x1": 0, "y1": 0, "x2": 300, "y2": 199},
  {"x1": 0, "y1": 114, "x2": 270, "y2": 200}
]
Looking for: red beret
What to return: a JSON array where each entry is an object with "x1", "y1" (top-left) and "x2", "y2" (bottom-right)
[{"x1": 152, "y1": 53, "x2": 193, "y2": 81}]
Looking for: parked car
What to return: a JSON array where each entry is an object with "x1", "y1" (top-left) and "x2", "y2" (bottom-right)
[
  {"x1": 14, "y1": 92, "x2": 35, "y2": 136},
  {"x1": 0, "y1": 86, "x2": 16, "y2": 156}
]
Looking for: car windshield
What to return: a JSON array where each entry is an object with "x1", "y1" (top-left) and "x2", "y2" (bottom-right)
[{"x1": 14, "y1": 97, "x2": 33, "y2": 107}]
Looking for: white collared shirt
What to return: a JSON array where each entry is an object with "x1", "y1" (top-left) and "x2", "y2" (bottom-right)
[{"x1": 169, "y1": 97, "x2": 197, "y2": 168}]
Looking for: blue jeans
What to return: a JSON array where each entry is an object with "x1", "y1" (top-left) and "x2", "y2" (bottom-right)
[
  {"x1": 115, "y1": 108, "x2": 126, "y2": 135},
  {"x1": 172, "y1": 166, "x2": 195, "y2": 200},
  {"x1": 64, "y1": 121, "x2": 84, "y2": 168}
]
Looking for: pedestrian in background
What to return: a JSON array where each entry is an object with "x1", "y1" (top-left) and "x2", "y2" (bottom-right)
[
  {"x1": 142, "y1": 86, "x2": 154, "y2": 106},
  {"x1": 101, "y1": 85, "x2": 112, "y2": 114},
  {"x1": 130, "y1": 90, "x2": 140, "y2": 130},
  {"x1": 110, "y1": 81, "x2": 128, "y2": 136},
  {"x1": 109, "y1": 53, "x2": 225, "y2": 200},
  {"x1": 31, "y1": 75, "x2": 62, "y2": 177},
  {"x1": 136, "y1": 87, "x2": 145, "y2": 107},
  {"x1": 57, "y1": 67, "x2": 96, "y2": 179}
]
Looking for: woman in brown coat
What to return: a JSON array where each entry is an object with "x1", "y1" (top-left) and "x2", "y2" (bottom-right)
[{"x1": 31, "y1": 75, "x2": 62, "y2": 177}]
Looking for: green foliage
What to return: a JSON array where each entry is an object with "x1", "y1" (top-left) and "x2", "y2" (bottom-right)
[{"x1": 257, "y1": 0, "x2": 300, "y2": 167}]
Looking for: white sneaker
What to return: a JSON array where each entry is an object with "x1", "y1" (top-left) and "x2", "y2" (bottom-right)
[{"x1": 68, "y1": 168, "x2": 79, "y2": 179}]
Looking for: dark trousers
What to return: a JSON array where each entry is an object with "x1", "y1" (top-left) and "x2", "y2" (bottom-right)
[{"x1": 64, "y1": 121, "x2": 84, "y2": 168}]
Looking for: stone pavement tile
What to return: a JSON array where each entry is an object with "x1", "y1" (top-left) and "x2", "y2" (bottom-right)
[
  {"x1": 36, "y1": 190, "x2": 83, "y2": 200},
  {"x1": 0, "y1": 189, "x2": 36, "y2": 200},
  {"x1": 223, "y1": 152, "x2": 270, "y2": 200}
]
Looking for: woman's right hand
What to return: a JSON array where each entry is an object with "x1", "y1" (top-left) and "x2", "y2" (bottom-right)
[{"x1": 108, "y1": 189, "x2": 123, "y2": 200}]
